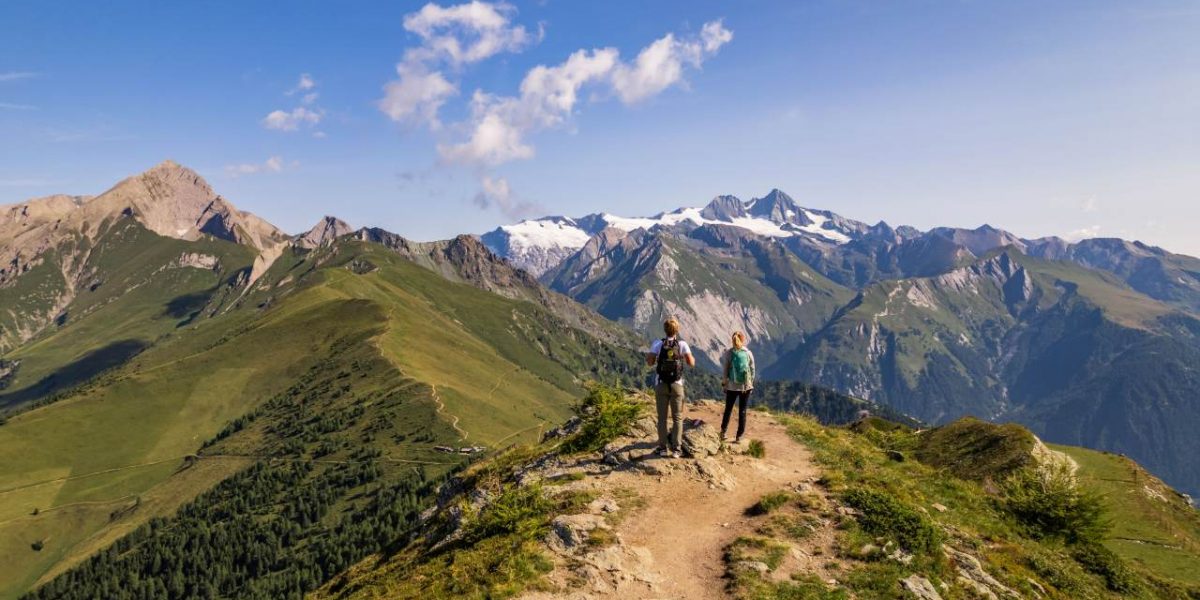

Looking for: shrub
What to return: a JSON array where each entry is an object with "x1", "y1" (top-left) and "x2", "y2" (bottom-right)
[
  {"x1": 747, "y1": 439, "x2": 766, "y2": 458},
  {"x1": 1071, "y1": 541, "x2": 1139, "y2": 593},
  {"x1": 561, "y1": 384, "x2": 642, "y2": 454},
  {"x1": 463, "y1": 484, "x2": 553, "y2": 543},
  {"x1": 1001, "y1": 464, "x2": 1109, "y2": 544},
  {"x1": 841, "y1": 488, "x2": 940, "y2": 554}
]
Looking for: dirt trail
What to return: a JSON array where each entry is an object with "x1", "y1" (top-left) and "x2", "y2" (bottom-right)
[
  {"x1": 430, "y1": 384, "x2": 468, "y2": 440},
  {"x1": 525, "y1": 400, "x2": 836, "y2": 600},
  {"x1": 616, "y1": 402, "x2": 823, "y2": 599}
]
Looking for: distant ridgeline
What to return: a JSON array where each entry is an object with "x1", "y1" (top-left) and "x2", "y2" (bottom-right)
[
  {"x1": 1, "y1": 161, "x2": 1196, "y2": 598},
  {"x1": 486, "y1": 189, "x2": 1200, "y2": 498}
]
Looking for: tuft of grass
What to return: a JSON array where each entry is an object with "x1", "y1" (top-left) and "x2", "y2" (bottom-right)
[
  {"x1": 748, "y1": 491, "x2": 794, "y2": 516},
  {"x1": 746, "y1": 439, "x2": 766, "y2": 459},
  {"x1": 561, "y1": 384, "x2": 642, "y2": 454},
  {"x1": 841, "y1": 487, "x2": 940, "y2": 555},
  {"x1": 758, "y1": 514, "x2": 820, "y2": 541},
  {"x1": 462, "y1": 484, "x2": 553, "y2": 544},
  {"x1": 725, "y1": 536, "x2": 789, "y2": 571}
]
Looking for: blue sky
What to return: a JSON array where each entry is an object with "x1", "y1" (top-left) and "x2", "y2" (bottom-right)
[{"x1": 2, "y1": 0, "x2": 1198, "y2": 255}]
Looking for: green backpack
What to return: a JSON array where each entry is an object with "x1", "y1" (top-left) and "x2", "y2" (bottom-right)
[{"x1": 728, "y1": 348, "x2": 752, "y2": 384}]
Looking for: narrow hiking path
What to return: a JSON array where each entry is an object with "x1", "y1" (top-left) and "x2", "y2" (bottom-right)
[
  {"x1": 522, "y1": 400, "x2": 843, "y2": 600},
  {"x1": 430, "y1": 384, "x2": 468, "y2": 441},
  {"x1": 614, "y1": 402, "x2": 829, "y2": 600}
]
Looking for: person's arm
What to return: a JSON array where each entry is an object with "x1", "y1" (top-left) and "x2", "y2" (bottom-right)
[
  {"x1": 683, "y1": 343, "x2": 696, "y2": 368},
  {"x1": 749, "y1": 350, "x2": 756, "y2": 384},
  {"x1": 645, "y1": 339, "x2": 659, "y2": 367},
  {"x1": 720, "y1": 350, "x2": 730, "y2": 386}
]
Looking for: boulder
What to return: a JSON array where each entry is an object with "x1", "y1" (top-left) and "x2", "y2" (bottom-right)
[
  {"x1": 944, "y1": 546, "x2": 1021, "y2": 600},
  {"x1": 900, "y1": 575, "x2": 944, "y2": 600},
  {"x1": 734, "y1": 560, "x2": 770, "y2": 575},
  {"x1": 694, "y1": 458, "x2": 736, "y2": 490},
  {"x1": 547, "y1": 513, "x2": 609, "y2": 552},
  {"x1": 682, "y1": 420, "x2": 722, "y2": 457}
]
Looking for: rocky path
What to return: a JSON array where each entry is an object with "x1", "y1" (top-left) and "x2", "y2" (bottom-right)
[{"x1": 523, "y1": 400, "x2": 839, "y2": 600}]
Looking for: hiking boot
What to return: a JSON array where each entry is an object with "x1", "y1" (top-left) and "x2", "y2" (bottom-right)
[
  {"x1": 669, "y1": 450, "x2": 682, "y2": 459},
  {"x1": 654, "y1": 447, "x2": 669, "y2": 457}
]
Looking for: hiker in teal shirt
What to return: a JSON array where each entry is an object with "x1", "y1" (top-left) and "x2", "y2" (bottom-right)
[{"x1": 720, "y1": 331, "x2": 756, "y2": 443}]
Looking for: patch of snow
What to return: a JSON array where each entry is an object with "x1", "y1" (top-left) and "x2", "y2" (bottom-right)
[
  {"x1": 501, "y1": 219, "x2": 592, "y2": 251},
  {"x1": 796, "y1": 209, "x2": 851, "y2": 243},
  {"x1": 601, "y1": 209, "x2": 800, "y2": 239}
]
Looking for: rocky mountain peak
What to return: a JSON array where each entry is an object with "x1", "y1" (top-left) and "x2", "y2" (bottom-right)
[
  {"x1": 296, "y1": 216, "x2": 353, "y2": 248},
  {"x1": 748, "y1": 188, "x2": 813, "y2": 226},
  {"x1": 699, "y1": 194, "x2": 747, "y2": 221}
]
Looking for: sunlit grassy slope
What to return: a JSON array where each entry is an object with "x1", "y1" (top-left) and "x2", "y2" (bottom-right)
[
  {"x1": 1057, "y1": 445, "x2": 1200, "y2": 586},
  {"x1": 0, "y1": 235, "x2": 641, "y2": 599}
]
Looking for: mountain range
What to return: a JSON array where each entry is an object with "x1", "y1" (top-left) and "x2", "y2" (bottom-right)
[
  {"x1": 482, "y1": 190, "x2": 1200, "y2": 499},
  {"x1": 0, "y1": 163, "x2": 901, "y2": 598}
]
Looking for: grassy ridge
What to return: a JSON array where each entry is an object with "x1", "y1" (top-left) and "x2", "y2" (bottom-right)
[
  {"x1": 1058, "y1": 445, "x2": 1200, "y2": 586},
  {"x1": 0, "y1": 235, "x2": 647, "y2": 598}
]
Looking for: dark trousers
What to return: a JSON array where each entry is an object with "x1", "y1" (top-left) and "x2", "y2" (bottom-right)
[{"x1": 721, "y1": 389, "x2": 752, "y2": 439}]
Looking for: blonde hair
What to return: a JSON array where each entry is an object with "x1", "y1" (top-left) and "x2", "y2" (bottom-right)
[
  {"x1": 663, "y1": 318, "x2": 680, "y2": 337},
  {"x1": 731, "y1": 331, "x2": 747, "y2": 349}
]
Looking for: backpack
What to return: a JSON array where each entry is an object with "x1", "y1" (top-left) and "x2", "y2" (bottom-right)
[
  {"x1": 728, "y1": 348, "x2": 752, "y2": 384},
  {"x1": 656, "y1": 338, "x2": 684, "y2": 384}
]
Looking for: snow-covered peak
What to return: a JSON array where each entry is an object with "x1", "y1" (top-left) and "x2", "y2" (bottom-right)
[
  {"x1": 495, "y1": 217, "x2": 592, "y2": 251},
  {"x1": 482, "y1": 190, "x2": 862, "y2": 276}
]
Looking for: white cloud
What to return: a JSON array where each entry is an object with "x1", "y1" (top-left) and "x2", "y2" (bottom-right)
[
  {"x1": 1080, "y1": 196, "x2": 1098, "y2": 213},
  {"x1": 225, "y1": 156, "x2": 292, "y2": 177},
  {"x1": 440, "y1": 20, "x2": 731, "y2": 168},
  {"x1": 379, "y1": 1, "x2": 533, "y2": 127},
  {"x1": 1064, "y1": 225, "x2": 1102, "y2": 241},
  {"x1": 402, "y1": 1, "x2": 531, "y2": 65},
  {"x1": 266, "y1": 73, "x2": 325, "y2": 131},
  {"x1": 0, "y1": 102, "x2": 36, "y2": 110},
  {"x1": 262, "y1": 107, "x2": 322, "y2": 131},
  {"x1": 379, "y1": 63, "x2": 457, "y2": 128},
  {"x1": 0, "y1": 72, "x2": 36, "y2": 82},
  {"x1": 472, "y1": 174, "x2": 543, "y2": 219},
  {"x1": 611, "y1": 20, "x2": 731, "y2": 104}
]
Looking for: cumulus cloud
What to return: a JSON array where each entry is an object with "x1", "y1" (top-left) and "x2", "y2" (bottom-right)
[
  {"x1": 380, "y1": 64, "x2": 457, "y2": 128},
  {"x1": 264, "y1": 73, "x2": 325, "y2": 131},
  {"x1": 379, "y1": 1, "x2": 533, "y2": 127},
  {"x1": 612, "y1": 20, "x2": 732, "y2": 103},
  {"x1": 262, "y1": 107, "x2": 322, "y2": 131},
  {"x1": 439, "y1": 20, "x2": 732, "y2": 167},
  {"x1": 225, "y1": 156, "x2": 292, "y2": 177},
  {"x1": 472, "y1": 175, "x2": 544, "y2": 219},
  {"x1": 377, "y1": 5, "x2": 731, "y2": 218}
]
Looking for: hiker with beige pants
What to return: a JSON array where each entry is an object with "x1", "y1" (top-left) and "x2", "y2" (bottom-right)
[{"x1": 645, "y1": 318, "x2": 696, "y2": 457}]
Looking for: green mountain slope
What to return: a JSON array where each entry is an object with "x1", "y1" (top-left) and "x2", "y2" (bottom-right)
[
  {"x1": 0, "y1": 232, "x2": 648, "y2": 599},
  {"x1": 0, "y1": 217, "x2": 255, "y2": 408},
  {"x1": 770, "y1": 249, "x2": 1200, "y2": 496},
  {"x1": 309, "y1": 388, "x2": 1200, "y2": 599}
]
